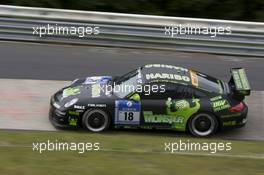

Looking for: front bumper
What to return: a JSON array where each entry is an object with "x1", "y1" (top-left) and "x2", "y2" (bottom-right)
[{"x1": 49, "y1": 98, "x2": 79, "y2": 129}]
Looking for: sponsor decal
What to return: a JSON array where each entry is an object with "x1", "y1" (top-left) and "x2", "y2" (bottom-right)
[
  {"x1": 210, "y1": 95, "x2": 222, "y2": 102},
  {"x1": 83, "y1": 76, "x2": 112, "y2": 85},
  {"x1": 167, "y1": 98, "x2": 200, "y2": 130},
  {"x1": 166, "y1": 99, "x2": 199, "y2": 113},
  {"x1": 140, "y1": 126, "x2": 152, "y2": 129},
  {"x1": 238, "y1": 69, "x2": 250, "y2": 89},
  {"x1": 212, "y1": 100, "x2": 230, "y2": 112},
  {"x1": 74, "y1": 105, "x2": 85, "y2": 110},
  {"x1": 123, "y1": 125, "x2": 138, "y2": 129},
  {"x1": 143, "y1": 111, "x2": 184, "y2": 124},
  {"x1": 223, "y1": 120, "x2": 237, "y2": 126},
  {"x1": 62, "y1": 86, "x2": 81, "y2": 98},
  {"x1": 75, "y1": 109, "x2": 84, "y2": 113},
  {"x1": 87, "y1": 104, "x2": 106, "y2": 107},
  {"x1": 220, "y1": 113, "x2": 241, "y2": 118},
  {"x1": 190, "y1": 70, "x2": 198, "y2": 86},
  {"x1": 143, "y1": 98, "x2": 200, "y2": 131},
  {"x1": 145, "y1": 73, "x2": 190, "y2": 82},
  {"x1": 68, "y1": 116, "x2": 78, "y2": 126},
  {"x1": 233, "y1": 71, "x2": 243, "y2": 89},
  {"x1": 115, "y1": 100, "x2": 140, "y2": 125},
  {"x1": 126, "y1": 101, "x2": 132, "y2": 107},
  {"x1": 144, "y1": 64, "x2": 188, "y2": 72},
  {"x1": 68, "y1": 111, "x2": 79, "y2": 116},
  {"x1": 173, "y1": 99, "x2": 189, "y2": 109},
  {"x1": 231, "y1": 69, "x2": 250, "y2": 96},
  {"x1": 91, "y1": 84, "x2": 101, "y2": 98}
]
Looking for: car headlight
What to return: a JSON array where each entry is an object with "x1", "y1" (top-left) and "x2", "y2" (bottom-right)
[
  {"x1": 53, "y1": 102, "x2": 61, "y2": 109},
  {"x1": 64, "y1": 98, "x2": 78, "y2": 108}
]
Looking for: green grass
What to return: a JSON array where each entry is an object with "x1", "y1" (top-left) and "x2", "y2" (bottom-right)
[{"x1": 0, "y1": 130, "x2": 263, "y2": 175}]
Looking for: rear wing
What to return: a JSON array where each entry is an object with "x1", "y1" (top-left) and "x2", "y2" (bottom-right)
[{"x1": 229, "y1": 68, "x2": 251, "y2": 96}]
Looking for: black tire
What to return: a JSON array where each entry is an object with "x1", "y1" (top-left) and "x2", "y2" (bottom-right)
[
  {"x1": 188, "y1": 113, "x2": 218, "y2": 137},
  {"x1": 82, "y1": 109, "x2": 110, "y2": 132}
]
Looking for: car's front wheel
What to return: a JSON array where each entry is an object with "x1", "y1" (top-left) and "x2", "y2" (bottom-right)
[
  {"x1": 82, "y1": 109, "x2": 110, "y2": 132},
  {"x1": 188, "y1": 113, "x2": 218, "y2": 137}
]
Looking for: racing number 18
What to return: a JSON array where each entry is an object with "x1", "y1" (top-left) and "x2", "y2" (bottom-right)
[
  {"x1": 115, "y1": 101, "x2": 140, "y2": 125},
  {"x1": 124, "y1": 112, "x2": 134, "y2": 121}
]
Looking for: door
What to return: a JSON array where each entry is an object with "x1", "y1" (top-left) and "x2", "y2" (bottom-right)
[{"x1": 140, "y1": 83, "x2": 176, "y2": 128}]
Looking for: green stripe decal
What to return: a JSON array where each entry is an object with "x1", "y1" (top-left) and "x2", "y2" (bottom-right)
[{"x1": 238, "y1": 69, "x2": 250, "y2": 90}]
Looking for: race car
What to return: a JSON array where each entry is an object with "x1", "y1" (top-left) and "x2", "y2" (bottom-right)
[{"x1": 49, "y1": 64, "x2": 251, "y2": 137}]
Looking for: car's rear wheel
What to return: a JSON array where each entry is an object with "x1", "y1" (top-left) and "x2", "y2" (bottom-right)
[
  {"x1": 82, "y1": 109, "x2": 110, "y2": 132},
  {"x1": 188, "y1": 113, "x2": 218, "y2": 137}
]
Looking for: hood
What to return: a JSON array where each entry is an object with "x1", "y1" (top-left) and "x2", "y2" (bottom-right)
[
  {"x1": 71, "y1": 76, "x2": 112, "y2": 86},
  {"x1": 54, "y1": 76, "x2": 114, "y2": 104}
]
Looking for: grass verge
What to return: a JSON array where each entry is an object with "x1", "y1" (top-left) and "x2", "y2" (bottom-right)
[{"x1": 0, "y1": 130, "x2": 263, "y2": 175}]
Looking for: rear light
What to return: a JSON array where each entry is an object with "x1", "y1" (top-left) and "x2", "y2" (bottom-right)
[{"x1": 228, "y1": 102, "x2": 246, "y2": 113}]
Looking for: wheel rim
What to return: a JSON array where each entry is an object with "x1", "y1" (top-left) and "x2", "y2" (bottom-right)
[
  {"x1": 191, "y1": 113, "x2": 215, "y2": 136},
  {"x1": 85, "y1": 111, "x2": 108, "y2": 132}
]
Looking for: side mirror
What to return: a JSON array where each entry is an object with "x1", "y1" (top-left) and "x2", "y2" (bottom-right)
[{"x1": 129, "y1": 93, "x2": 140, "y2": 102}]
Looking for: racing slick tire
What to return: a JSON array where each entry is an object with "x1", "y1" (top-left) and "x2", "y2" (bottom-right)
[
  {"x1": 82, "y1": 109, "x2": 110, "y2": 132},
  {"x1": 188, "y1": 113, "x2": 218, "y2": 137}
]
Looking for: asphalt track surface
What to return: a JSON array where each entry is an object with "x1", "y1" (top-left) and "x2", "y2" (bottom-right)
[
  {"x1": 0, "y1": 41, "x2": 264, "y2": 90},
  {"x1": 0, "y1": 41, "x2": 263, "y2": 141}
]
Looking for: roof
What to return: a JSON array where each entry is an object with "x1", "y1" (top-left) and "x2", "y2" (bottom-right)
[{"x1": 141, "y1": 64, "x2": 194, "y2": 86}]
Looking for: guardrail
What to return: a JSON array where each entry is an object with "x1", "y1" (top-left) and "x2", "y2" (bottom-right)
[{"x1": 0, "y1": 5, "x2": 263, "y2": 57}]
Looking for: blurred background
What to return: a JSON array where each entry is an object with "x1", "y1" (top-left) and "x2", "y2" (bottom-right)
[{"x1": 1, "y1": 0, "x2": 264, "y2": 21}]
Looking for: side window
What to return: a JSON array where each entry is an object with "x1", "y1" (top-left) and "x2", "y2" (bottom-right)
[
  {"x1": 176, "y1": 85, "x2": 206, "y2": 99},
  {"x1": 139, "y1": 83, "x2": 206, "y2": 99},
  {"x1": 193, "y1": 89, "x2": 207, "y2": 98},
  {"x1": 180, "y1": 86, "x2": 194, "y2": 98}
]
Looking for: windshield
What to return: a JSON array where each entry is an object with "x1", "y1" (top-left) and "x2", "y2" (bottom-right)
[
  {"x1": 197, "y1": 72, "x2": 223, "y2": 94},
  {"x1": 114, "y1": 69, "x2": 141, "y2": 98}
]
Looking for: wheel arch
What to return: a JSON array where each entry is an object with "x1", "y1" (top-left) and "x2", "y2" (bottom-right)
[
  {"x1": 186, "y1": 110, "x2": 220, "y2": 133},
  {"x1": 81, "y1": 108, "x2": 112, "y2": 131}
]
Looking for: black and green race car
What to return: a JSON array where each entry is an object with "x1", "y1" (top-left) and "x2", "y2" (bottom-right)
[{"x1": 49, "y1": 64, "x2": 250, "y2": 137}]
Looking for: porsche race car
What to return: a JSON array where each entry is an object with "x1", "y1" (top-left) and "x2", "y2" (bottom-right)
[{"x1": 49, "y1": 64, "x2": 250, "y2": 136}]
